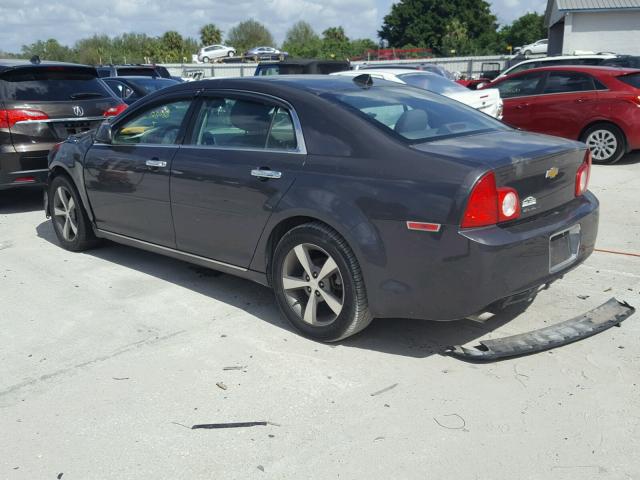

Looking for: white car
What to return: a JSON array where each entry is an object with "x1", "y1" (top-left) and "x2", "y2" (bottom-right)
[
  {"x1": 332, "y1": 69, "x2": 504, "y2": 119},
  {"x1": 494, "y1": 54, "x2": 617, "y2": 81},
  {"x1": 197, "y1": 45, "x2": 236, "y2": 63},
  {"x1": 517, "y1": 39, "x2": 548, "y2": 56}
]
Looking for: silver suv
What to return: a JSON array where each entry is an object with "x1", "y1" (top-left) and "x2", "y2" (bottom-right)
[{"x1": 197, "y1": 45, "x2": 236, "y2": 63}]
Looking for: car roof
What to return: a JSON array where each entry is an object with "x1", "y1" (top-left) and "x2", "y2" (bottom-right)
[
  {"x1": 508, "y1": 65, "x2": 640, "y2": 76},
  {"x1": 0, "y1": 58, "x2": 95, "y2": 73},
  {"x1": 508, "y1": 54, "x2": 615, "y2": 66},
  {"x1": 337, "y1": 68, "x2": 436, "y2": 76},
  {"x1": 168, "y1": 74, "x2": 399, "y2": 96}
]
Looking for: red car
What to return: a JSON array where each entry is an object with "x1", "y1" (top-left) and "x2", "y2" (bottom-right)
[{"x1": 486, "y1": 66, "x2": 640, "y2": 163}]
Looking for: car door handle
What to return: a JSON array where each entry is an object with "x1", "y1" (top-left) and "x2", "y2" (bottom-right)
[
  {"x1": 515, "y1": 103, "x2": 530, "y2": 110},
  {"x1": 146, "y1": 159, "x2": 167, "y2": 168},
  {"x1": 576, "y1": 98, "x2": 589, "y2": 103},
  {"x1": 251, "y1": 168, "x2": 282, "y2": 179}
]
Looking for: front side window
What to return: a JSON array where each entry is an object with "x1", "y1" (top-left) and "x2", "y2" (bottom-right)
[
  {"x1": 190, "y1": 97, "x2": 297, "y2": 150},
  {"x1": 495, "y1": 73, "x2": 544, "y2": 98},
  {"x1": 325, "y1": 86, "x2": 506, "y2": 143},
  {"x1": 543, "y1": 72, "x2": 594, "y2": 94},
  {"x1": 112, "y1": 99, "x2": 191, "y2": 145},
  {"x1": 104, "y1": 79, "x2": 134, "y2": 100}
]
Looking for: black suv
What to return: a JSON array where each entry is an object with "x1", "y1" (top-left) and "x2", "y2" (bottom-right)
[
  {"x1": 96, "y1": 64, "x2": 172, "y2": 79},
  {"x1": 0, "y1": 58, "x2": 125, "y2": 190}
]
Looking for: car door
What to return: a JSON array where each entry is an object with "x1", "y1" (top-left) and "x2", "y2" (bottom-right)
[
  {"x1": 169, "y1": 92, "x2": 306, "y2": 268},
  {"x1": 84, "y1": 94, "x2": 195, "y2": 247},
  {"x1": 531, "y1": 71, "x2": 600, "y2": 139},
  {"x1": 493, "y1": 71, "x2": 545, "y2": 131}
]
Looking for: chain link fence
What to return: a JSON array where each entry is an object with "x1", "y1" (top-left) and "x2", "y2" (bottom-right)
[{"x1": 162, "y1": 55, "x2": 519, "y2": 80}]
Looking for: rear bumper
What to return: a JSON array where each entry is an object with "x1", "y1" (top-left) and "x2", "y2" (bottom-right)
[
  {"x1": 367, "y1": 192, "x2": 599, "y2": 320},
  {"x1": 0, "y1": 148, "x2": 49, "y2": 190}
]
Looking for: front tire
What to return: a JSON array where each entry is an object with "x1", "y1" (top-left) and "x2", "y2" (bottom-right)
[
  {"x1": 272, "y1": 222, "x2": 372, "y2": 342},
  {"x1": 49, "y1": 175, "x2": 98, "y2": 252},
  {"x1": 228, "y1": 51, "x2": 234, "y2": 57},
  {"x1": 202, "y1": 56, "x2": 210, "y2": 63},
  {"x1": 524, "y1": 49, "x2": 532, "y2": 56},
  {"x1": 581, "y1": 123, "x2": 626, "y2": 164}
]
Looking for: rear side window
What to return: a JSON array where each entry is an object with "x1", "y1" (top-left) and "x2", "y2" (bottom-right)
[
  {"x1": 543, "y1": 72, "x2": 595, "y2": 94},
  {"x1": 618, "y1": 73, "x2": 640, "y2": 89},
  {"x1": 495, "y1": 72, "x2": 544, "y2": 98},
  {"x1": 190, "y1": 97, "x2": 298, "y2": 150},
  {"x1": 0, "y1": 67, "x2": 112, "y2": 101},
  {"x1": 116, "y1": 68, "x2": 158, "y2": 77},
  {"x1": 326, "y1": 86, "x2": 506, "y2": 143}
]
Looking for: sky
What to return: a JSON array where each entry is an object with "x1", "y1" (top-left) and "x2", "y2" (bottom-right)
[{"x1": 0, "y1": 0, "x2": 547, "y2": 53}]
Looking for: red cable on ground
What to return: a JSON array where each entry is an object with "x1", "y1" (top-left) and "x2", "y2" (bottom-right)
[{"x1": 595, "y1": 248, "x2": 640, "y2": 258}]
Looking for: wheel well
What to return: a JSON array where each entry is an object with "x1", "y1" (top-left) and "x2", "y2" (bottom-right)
[
  {"x1": 579, "y1": 121, "x2": 627, "y2": 151},
  {"x1": 50, "y1": 166, "x2": 71, "y2": 182},
  {"x1": 264, "y1": 216, "x2": 328, "y2": 284}
]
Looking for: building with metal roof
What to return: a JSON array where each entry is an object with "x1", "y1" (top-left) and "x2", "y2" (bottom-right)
[{"x1": 545, "y1": 0, "x2": 640, "y2": 55}]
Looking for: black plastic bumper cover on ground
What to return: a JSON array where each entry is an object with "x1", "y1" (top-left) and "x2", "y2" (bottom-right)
[{"x1": 446, "y1": 298, "x2": 635, "y2": 361}]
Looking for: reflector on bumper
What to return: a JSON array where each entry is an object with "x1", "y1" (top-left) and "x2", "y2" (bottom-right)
[{"x1": 446, "y1": 298, "x2": 635, "y2": 361}]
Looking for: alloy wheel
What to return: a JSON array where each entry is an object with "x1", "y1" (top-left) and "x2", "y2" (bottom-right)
[
  {"x1": 52, "y1": 186, "x2": 79, "y2": 242},
  {"x1": 586, "y1": 129, "x2": 617, "y2": 162},
  {"x1": 281, "y1": 243, "x2": 345, "y2": 326}
]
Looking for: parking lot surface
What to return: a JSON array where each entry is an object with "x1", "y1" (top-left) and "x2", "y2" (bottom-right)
[{"x1": 1, "y1": 156, "x2": 639, "y2": 479}]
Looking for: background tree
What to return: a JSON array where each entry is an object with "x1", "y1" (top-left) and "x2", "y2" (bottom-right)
[
  {"x1": 499, "y1": 13, "x2": 546, "y2": 51},
  {"x1": 282, "y1": 21, "x2": 322, "y2": 58},
  {"x1": 226, "y1": 19, "x2": 274, "y2": 53},
  {"x1": 378, "y1": 0, "x2": 498, "y2": 55},
  {"x1": 348, "y1": 38, "x2": 378, "y2": 59},
  {"x1": 200, "y1": 23, "x2": 223, "y2": 46},
  {"x1": 21, "y1": 39, "x2": 75, "y2": 62},
  {"x1": 320, "y1": 26, "x2": 351, "y2": 59}
]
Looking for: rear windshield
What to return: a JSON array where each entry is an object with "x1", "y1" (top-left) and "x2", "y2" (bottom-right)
[
  {"x1": 0, "y1": 67, "x2": 112, "y2": 101},
  {"x1": 324, "y1": 86, "x2": 506, "y2": 143},
  {"x1": 618, "y1": 73, "x2": 640, "y2": 88},
  {"x1": 116, "y1": 67, "x2": 159, "y2": 77},
  {"x1": 398, "y1": 73, "x2": 469, "y2": 94},
  {"x1": 126, "y1": 77, "x2": 179, "y2": 94}
]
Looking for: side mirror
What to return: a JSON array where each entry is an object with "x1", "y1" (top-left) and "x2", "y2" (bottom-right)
[{"x1": 95, "y1": 121, "x2": 113, "y2": 144}]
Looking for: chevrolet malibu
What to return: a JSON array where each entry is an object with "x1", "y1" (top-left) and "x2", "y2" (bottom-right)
[{"x1": 45, "y1": 75, "x2": 598, "y2": 341}]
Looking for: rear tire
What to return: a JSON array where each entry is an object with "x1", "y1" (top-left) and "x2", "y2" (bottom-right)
[
  {"x1": 48, "y1": 175, "x2": 99, "y2": 252},
  {"x1": 581, "y1": 123, "x2": 626, "y2": 164},
  {"x1": 272, "y1": 222, "x2": 372, "y2": 342}
]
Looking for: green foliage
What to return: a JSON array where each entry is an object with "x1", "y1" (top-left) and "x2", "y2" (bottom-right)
[
  {"x1": 200, "y1": 24, "x2": 223, "y2": 46},
  {"x1": 499, "y1": 13, "x2": 546, "y2": 50},
  {"x1": 282, "y1": 21, "x2": 322, "y2": 58},
  {"x1": 320, "y1": 26, "x2": 351, "y2": 60},
  {"x1": 21, "y1": 39, "x2": 75, "y2": 62},
  {"x1": 226, "y1": 19, "x2": 274, "y2": 53},
  {"x1": 379, "y1": 0, "x2": 499, "y2": 55}
]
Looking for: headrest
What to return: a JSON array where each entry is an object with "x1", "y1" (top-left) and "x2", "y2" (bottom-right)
[
  {"x1": 230, "y1": 100, "x2": 272, "y2": 133},
  {"x1": 394, "y1": 109, "x2": 429, "y2": 135}
]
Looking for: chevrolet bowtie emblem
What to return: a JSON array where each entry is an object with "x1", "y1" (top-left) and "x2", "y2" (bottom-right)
[{"x1": 545, "y1": 167, "x2": 559, "y2": 179}]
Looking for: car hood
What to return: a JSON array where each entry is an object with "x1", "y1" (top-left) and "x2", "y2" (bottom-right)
[{"x1": 411, "y1": 129, "x2": 583, "y2": 170}]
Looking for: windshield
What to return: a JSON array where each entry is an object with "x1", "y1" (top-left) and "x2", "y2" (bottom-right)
[
  {"x1": 126, "y1": 77, "x2": 179, "y2": 94},
  {"x1": 324, "y1": 86, "x2": 506, "y2": 143},
  {"x1": 398, "y1": 73, "x2": 468, "y2": 95},
  {"x1": 0, "y1": 67, "x2": 112, "y2": 101}
]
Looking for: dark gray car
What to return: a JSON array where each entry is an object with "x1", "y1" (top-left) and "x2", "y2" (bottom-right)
[
  {"x1": 45, "y1": 75, "x2": 598, "y2": 341},
  {"x1": 0, "y1": 59, "x2": 125, "y2": 190}
]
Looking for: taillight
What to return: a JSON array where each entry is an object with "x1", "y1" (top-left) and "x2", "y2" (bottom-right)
[
  {"x1": 0, "y1": 109, "x2": 49, "y2": 128},
  {"x1": 461, "y1": 172, "x2": 521, "y2": 228},
  {"x1": 103, "y1": 103, "x2": 127, "y2": 117},
  {"x1": 576, "y1": 150, "x2": 592, "y2": 196}
]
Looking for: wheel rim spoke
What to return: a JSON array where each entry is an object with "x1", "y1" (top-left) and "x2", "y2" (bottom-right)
[
  {"x1": 319, "y1": 288, "x2": 343, "y2": 316},
  {"x1": 53, "y1": 207, "x2": 66, "y2": 217},
  {"x1": 57, "y1": 188, "x2": 68, "y2": 210},
  {"x1": 283, "y1": 275, "x2": 309, "y2": 291},
  {"x1": 317, "y1": 256, "x2": 338, "y2": 282},
  {"x1": 63, "y1": 217, "x2": 71, "y2": 240},
  {"x1": 303, "y1": 293, "x2": 319, "y2": 325},
  {"x1": 294, "y1": 245, "x2": 314, "y2": 277}
]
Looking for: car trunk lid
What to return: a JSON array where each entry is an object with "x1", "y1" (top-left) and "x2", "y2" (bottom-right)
[
  {"x1": 448, "y1": 88, "x2": 502, "y2": 117},
  {"x1": 412, "y1": 130, "x2": 587, "y2": 220}
]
